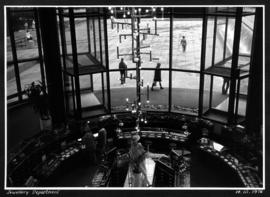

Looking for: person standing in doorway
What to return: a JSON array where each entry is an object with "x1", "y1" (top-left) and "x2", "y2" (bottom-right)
[
  {"x1": 151, "y1": 63, "x2": 164, "y2": 91},
  {"x1": 119, "y1": 58, "x2": 127, "y2": 84},
  {"x1": 180, "y1": 36, "x2": 187, "y2": 52}
]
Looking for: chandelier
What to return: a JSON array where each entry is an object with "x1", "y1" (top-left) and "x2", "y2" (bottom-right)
[{"x1": 109, "y1": 7, "x2": 165, "y2": 134}]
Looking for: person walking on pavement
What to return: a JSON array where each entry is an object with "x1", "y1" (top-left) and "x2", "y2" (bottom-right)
[
  {"x1": 151, "y1": 63, "x2": 164, "y2": 91},
  {"x1": 119, "y1": 58, "x2": 128, "y2": 84},
  {"x1": 180, "y1": 36, "x2": 187, "y2": 52}
]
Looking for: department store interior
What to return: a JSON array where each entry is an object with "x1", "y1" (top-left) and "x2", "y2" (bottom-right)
[{"x1": 6, "y1": 7, "x2": 263, "y2": 188}]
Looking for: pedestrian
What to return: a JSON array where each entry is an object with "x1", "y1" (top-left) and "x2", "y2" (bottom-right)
[
  {"x1": 222, "y1": 77, "x2": 230, "y2": 94},
  {"x1": 119, "y1": 58, "x2": 128, "y2": 84},
  {"x1": 180, "y1": 36, "x2": 187, "y2": 52},
  {"x1": 151, "y1": 63, "x2": 164, "y2": 90}
]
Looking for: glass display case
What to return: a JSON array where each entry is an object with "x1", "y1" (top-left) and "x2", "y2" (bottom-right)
[
  {"x1": 201, "y1": 8, "x2": 255, "y2": 124},
  {"x1": 58, "y1": 8, "x2": 109, "y2": 119}
]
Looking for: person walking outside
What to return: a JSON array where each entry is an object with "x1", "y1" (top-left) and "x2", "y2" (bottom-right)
[
  {"x1": 151, "y1": 63, "x2": 164, "y2": 91},
  {"x1": 180, "y1": 36, "x2": 187, "y2": 52},
  {"x1": 119, "y1": 58, "x2": 128, "y2": 84}
]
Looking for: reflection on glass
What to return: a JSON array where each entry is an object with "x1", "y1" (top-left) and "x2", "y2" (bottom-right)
[
  {"x1": 7, "y1": 64, "x2": 17, "y2": 97},
  {"x1": 173, "y1": 18, "x2": 202, "y2": 70},
  {"x1": 75, "y1": 18, "x2": 88, "y2": 54},
  {"x1": 89, "y1": 18, "x2": 95, "y2": 56},
  {"x1": 100, "y1": 18, "x2": 106, "y2": 66},
  {"x1": 225, "y1": 18, "x2": 235, "y2": 59},
  {"x1": 236, "y1": 78, "x2": 248, "y2": 117},
  {"x1": 80, "y1": 73, "x2": 103, "y2": 108},
  {"x1": 239, "y1": 15, "x2": 255, "y2": 55},
  {"x1": 63, "y1": 16, "x2": 73, "y2": 69},
  {"x1": 171, "y1": 72, "x2": 199, "y2": 115},
  {"x1": 205, "y1": 18, "x2": 214, "y2": 69},
  {"x1": 79, "y1": 75, "x2": 92, "y2": 90},
  {"x1": 214, "y1": 18, "x2": 226, "y2": 64},
  {"x1": 203, "y1": 74, "x2": 211, "y2": 113},
  {"x1": 7, "y1": 36, "x2": 13, "y2": 62}
]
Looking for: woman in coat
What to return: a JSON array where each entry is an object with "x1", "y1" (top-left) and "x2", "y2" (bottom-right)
[{"x1": 151, "y1": 63, "x2": 164, "y2": 90}]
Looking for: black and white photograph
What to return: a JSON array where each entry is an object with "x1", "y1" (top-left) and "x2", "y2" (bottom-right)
[{"x1": 1, "y1": 0, "x2": 269, "y2": 196}]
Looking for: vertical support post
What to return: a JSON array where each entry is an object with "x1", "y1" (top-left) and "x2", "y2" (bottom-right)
[
  {"x1": 101, "y1": 72, "x2": 105, "y2": 105},
  {"x1": 228, "y1": 8, "x2": 242, "y2": 125},
  {"x1": 235, "y1": 78, "x2": 240, "y2": 118},
  {"x1": 93, "y1": 18, "x2": 97, "y2": 58},
  {"x1": 104, "y1": 9, "x2": 111, "y2": 113},
  {"x1": 168, "y1": 8, "x2": 173, "y2": 112},
  {"x1": 198, "y1": 8, "x2": 208, "y2": 117},
  {"x1": 34, "y1": 9, "x2": 45, "y2": 87},
  {"x1": 131, "y1": 8, "x2": 135, "y2": 61},
  {"x1": 136, "y1": 16, "x2": 141, "y2": 103},
  {"x1": 246, "y1": 8, "x2": 262, "y2": 135},
  {"x1": 211, "y1": 13, "x2": 217, "y2": 67},
  {"x1": 155, "y1": 19, "x2": 157, "y2": 35},
  {"x1": 69, "y1": 8, "x2": 82, "y2": 119},
  {"x1": 117, "y1": 46, "x2": 119, "y2": 59},
  {"x1": 98, "y1": 12, "x2": 103, "y2": 65},
  {"x1": 86, "y1": 14, "x2": 91, "y2": 54},
  {"x1": 209, "y1": 75, "x2": 213, "y2": 109},
  {"x1": 38, "y1": 8, "x2": 66, "y2": 123},
  {"x1": 58, "y1": 8, "x2": 69, "y2": 116}
]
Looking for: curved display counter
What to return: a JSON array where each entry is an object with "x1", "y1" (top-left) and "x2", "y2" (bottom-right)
[{"x1": 7, "y1": 113, "x2": 262, "y2": 188}]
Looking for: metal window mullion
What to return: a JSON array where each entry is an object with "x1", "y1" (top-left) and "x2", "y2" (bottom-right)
[
  {"x1": 223, "y1": 17, "x2": 229, "y2": 60},
  {"x1": 209, "y1": 75, "x2": 214, "y2": 109},
  {"x1": 168, "y1": 9, "x2": 173, "y2": 113},
  {"x1": 92, "y1": 18, "x2": 97, "y2": 58},
  {"x1": 86, "y1": 16, "x2": 91, "y2": 54},
  {"x1": 98, "y1": 13, "x2": 103, "y2": 65},
  {"x1": 235, "y1": 79, "x2": 241, "y2": 118},
  {"x1": 34, "y1": 9, "x2": 45, "y2": 87},
  {"x1": 58, "y1": 8, "x2": 68, "y2": 71},
  {"x1": 198, "y1": 8, "x2": 208, "y2": 117},
  {"x1": 101, "y1": 72, "x2": 105, "y2": 105},
  {"x1": 69, "y1": 8, "x2": 82, "y2": 119},
  {"x1": 211, "y1": 15, "x2": 218, "y2": 67},
  {"x1": 103, "y1": 9, "x2": 111, "y2": 112},
  {"x1": 228, "y1": 8, "x2": 243, "y2": 125}
]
